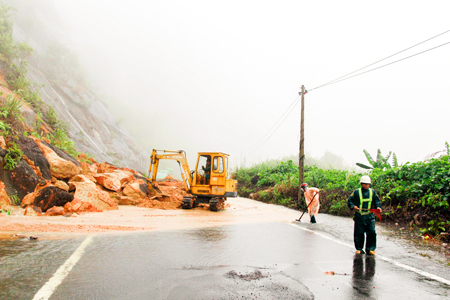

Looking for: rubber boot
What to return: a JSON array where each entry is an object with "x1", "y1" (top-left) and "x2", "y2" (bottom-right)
[{"x1": 310, "y1": 215, "x2": 316, "y2": 223}]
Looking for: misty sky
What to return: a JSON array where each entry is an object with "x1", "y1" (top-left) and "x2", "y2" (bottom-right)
[{"x1": 20, "y1": 0, "x2": 450, "y2": 170}]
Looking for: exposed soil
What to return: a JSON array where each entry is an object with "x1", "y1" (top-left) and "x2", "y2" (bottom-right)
[{"x1": 0, "y1": 198, "x2": 294, "y2": 239}]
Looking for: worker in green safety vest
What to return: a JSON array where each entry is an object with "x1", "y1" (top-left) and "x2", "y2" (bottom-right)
[{"x1": 347, "y1": 175, "x2": 382, "y2": 255}]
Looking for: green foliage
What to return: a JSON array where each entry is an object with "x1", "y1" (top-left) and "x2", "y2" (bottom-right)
[
  {"x1": 0, "y1": 94, "x2": 22, "y2": 119},
  {"x1": 3, "y1": 141, "x2": 23, "y2": 170},
  {"x1": 0, "y1": 4, "x2": 16, "y2": 57},
  {"x1": 328, "y1": 198, "x2": 349, "y2": 216},
  {"x1": 17, "y1": 85, "x2": 46, "y2": 114},
  {"x1": 0, "y1": 208, "x2": 12, "y2": 215},
  {"x1": 234, "y1": 144, "x2": 450, "y2": 240},
  {"x1": 46, "y1": 106, "x2": 60, "y2": 129},
  {"x1": 372, "y1": 154, "x2": 450, "y2": 211},
  {"x1": 257, "y1": 160, "x2": 298, "y2": 187},
  {"x1": 0, "y1": 3, "x2": 80, "y2": 161},
  {"x1": 0, "y1": 120, "x2": 10, "y2": 134},
  {"x1": 10, "y1": 194, "x2": 20, "y2": 206},
  {"x1": 234, "y1": 158, "x2": 361, "y2": 211},
  {"x1": 0, "y1": 4, "x2": 33, "y2": 91},
  {"x1": 421, "y1": 220, "x2": 449, "y2": 236},
  {"x1": 46, "y1": 128, "x2": 78, "y2": 157},
  {"x1": 357, "y1": 149, "x2": 398, "y2": 170}
]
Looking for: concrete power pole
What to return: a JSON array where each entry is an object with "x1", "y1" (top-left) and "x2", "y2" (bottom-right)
[{"x1": 298, "y1": 85, "x2": 306, "y2": 209}]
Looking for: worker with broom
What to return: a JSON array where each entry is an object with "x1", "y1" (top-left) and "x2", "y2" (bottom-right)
[
  {"x1": 347, "y1": 175, "x2": 382, "y2": 255},
  {"x1": 300, "y1": 183, "x2": 320, "y2": 223}
]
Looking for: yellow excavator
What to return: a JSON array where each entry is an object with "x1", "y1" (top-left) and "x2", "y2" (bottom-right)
[{"x1": 148, "y1": 149, "x2": 238, "y2": 211}]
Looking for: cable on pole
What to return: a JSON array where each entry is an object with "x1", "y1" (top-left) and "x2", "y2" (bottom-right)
[
  {"x1": 250, "y1": 94, "x2": 301, "y2": 152},
  {"x1": 247, "y1": 30, "x2": 450, "y2": 155},
  {"x1": 311, "y1": 40, "x2": 450, "y2": 90},
  {"x1": 309, "y1": 29, "x2": 450, "y2": 92}
]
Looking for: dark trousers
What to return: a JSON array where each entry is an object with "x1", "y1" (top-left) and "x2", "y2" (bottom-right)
[{"x1": 354, "y1": 214, "x2": 377, "y2": 252}]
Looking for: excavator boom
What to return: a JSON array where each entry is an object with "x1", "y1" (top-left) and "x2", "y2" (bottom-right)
[{"x1": 149, "y1": 149, "x2": 192, "y2": 191}]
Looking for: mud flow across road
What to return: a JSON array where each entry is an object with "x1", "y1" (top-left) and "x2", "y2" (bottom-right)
[{"x1": 0, "y1": 197, "x2": 298, "y2": 238}]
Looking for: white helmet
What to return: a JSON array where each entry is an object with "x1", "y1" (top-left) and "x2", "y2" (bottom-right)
[{"x1": 360, "y1": 175, "x2": 371, "y2": 184}]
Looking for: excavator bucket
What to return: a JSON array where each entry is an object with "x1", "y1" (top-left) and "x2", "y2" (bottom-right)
[{"x1": 147, "y1": 181, "x2": 162, "y2": 197}]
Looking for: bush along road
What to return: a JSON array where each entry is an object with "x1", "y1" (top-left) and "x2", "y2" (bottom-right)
[{"x1": 233, "y1": 153, "x2": 450, "y2": 246}]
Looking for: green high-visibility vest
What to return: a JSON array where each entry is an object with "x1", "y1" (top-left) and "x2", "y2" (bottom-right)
[{"x1": 357, "y1": 188, "x2": 373, "y2": 216}]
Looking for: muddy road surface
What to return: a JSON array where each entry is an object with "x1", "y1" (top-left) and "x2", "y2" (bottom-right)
[{"x1": 1, "y1": 197, "x2": 449, "y2": 299}]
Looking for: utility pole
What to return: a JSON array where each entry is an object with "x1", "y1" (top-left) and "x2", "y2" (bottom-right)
[{"x1": 298, "y1": 85, "x2": 306, "y2": 209}]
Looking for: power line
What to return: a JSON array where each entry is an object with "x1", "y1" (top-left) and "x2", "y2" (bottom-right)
[
  {"x1": 309, "y1": 29, "x2": 450, "y2": 92},
  {"x1": 250, "y1": 94, "x2": 300, "y2": 151},
  {"x1": 250, "y1": 94, "x2": 302, "y2": 152},
  {"x1": 249, "y1": 30, "x2": 450, "y2": 154},
  {"x1": 312, "y1": 40, "x2": 450, "y2": 90}
]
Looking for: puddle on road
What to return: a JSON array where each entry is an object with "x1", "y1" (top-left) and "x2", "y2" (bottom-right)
[
  {"x1": 186, "y1": 227, "x2": 229, "y2": 242},
  {"x1": 225, "y1": 269, "x2": 267, "y2": 281}
]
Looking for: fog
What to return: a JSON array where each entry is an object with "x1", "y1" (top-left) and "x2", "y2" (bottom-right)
[{"x1": 10, "y1": 0, "x2": 450, "y2": 170}]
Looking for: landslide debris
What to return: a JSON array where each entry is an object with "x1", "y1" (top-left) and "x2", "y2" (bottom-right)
[{"x1": 0, "y1": 136, "x2": 188, "y2": 216}]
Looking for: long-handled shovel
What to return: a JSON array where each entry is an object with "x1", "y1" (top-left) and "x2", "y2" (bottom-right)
[{"x1": 295, "y1": 192, "x2": 319, "y2": 222}]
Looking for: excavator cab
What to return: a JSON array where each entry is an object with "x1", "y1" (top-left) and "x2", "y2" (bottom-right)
[
  {"x1": 187, "y1": 152, "x2": 237, "y2": 211},
  {"x1": 196, "y1": 155, "x2": 211, "y2": 185},
  {"x1": 149, "y1": 149, "x2": 237, "y2": 211}
]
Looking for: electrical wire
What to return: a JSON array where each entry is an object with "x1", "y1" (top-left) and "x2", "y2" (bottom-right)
[
  {"x1": 251, "y1": 94, "x2": 302, "y2": 152},
  {"x1": 248, "y1": 30, "x2": 450, "y2": 154},
  {"x1": 250, "y1": 94, "x2": 300, "y2": 151},
  {"x1": 311, "y1": 40, "x2": 450, "y2": 90},
  {"x1": 309, "y1": 29, "x2": 450, "y2": 92}
]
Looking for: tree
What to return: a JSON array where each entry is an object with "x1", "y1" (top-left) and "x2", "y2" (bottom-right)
[{"x1": 356, "y1": 149, "x2": 398, "y2": 170}]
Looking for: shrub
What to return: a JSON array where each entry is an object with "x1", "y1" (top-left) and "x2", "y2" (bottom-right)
[{"x1": 3, "y1": 141, "x2": 23, "y2": 170}]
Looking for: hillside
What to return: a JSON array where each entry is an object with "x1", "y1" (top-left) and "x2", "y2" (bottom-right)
[
  {"x1": 0, "y1": 3, "x2": 191, "y2": 217},
  {"x1": 1, "y1": 1, "x2": 148, "y2": 171}
]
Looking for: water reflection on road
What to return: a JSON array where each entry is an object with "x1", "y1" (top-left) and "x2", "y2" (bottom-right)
[
  {"x1": 352, "y1": 254, "x2": 376, "y2": 299},
  {"x1": 1, "y1": 198, "x2": 450, "y2": 299}
]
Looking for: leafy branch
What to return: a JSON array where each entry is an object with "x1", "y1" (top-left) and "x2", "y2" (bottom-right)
[{"x1": 356, "y1": 149, "x2": 398, "y2": 170}]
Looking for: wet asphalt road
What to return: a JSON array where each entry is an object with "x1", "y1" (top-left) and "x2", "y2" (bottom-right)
[{"x1": 1, "y1": 200, "x2": 450, "y2": 299}]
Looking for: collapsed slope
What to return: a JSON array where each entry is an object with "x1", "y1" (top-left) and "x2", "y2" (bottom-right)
[{"x1": 0, "y1": 134, "x2": 188, "y2": 217}]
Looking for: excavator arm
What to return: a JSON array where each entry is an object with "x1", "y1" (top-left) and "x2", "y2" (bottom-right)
[{"x1": 148, "y1": 149, "x2": 193, "y2": 191}]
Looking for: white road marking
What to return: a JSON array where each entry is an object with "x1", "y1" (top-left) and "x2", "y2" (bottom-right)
[
  {"x1": 33, "y1": 235, "x2": 94, "y2": 300},
  {"x1": 289, "y1": 222, "x2": 450, "y2": 286}
]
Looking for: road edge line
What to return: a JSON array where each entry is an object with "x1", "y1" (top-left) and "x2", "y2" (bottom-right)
[
  {"x1": 289, "y1": 222, "x2": 450, "y2": 286},
  {"x1": 32, "y1": 235, "x2": 94, "y2": 300}
]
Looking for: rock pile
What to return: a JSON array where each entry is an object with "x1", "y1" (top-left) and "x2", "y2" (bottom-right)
[{"x1": 0, "y1": 135, "x2": 187, "y2": 216}]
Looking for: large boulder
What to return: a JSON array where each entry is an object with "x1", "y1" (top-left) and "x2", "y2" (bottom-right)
[
  {"x1": 21, "y1": 191, "x2": 37, "y2": 208},
  {"x1": 123, "y1": 179, "x2": 148, "y2": 199},
  {"x1": 7, "y1": 136, "x2": 51, "y2": 180},
  {"x1": 31, "y1": 137, "x2": 81, "y2": 179},
  {"x1": 0, "y1": 148, "x2": 45, "y2": 201},
  {"x1": 53, "y1": 179, "x2": 69, "y2": 192},
  {"x1": 33, "y1": 186, "x2": 74, "y2": 212},
  {"x1": 42, "y1": 140, "x2": 81, "y2": 167},
  {"x1": 118, "y1": 196, "x2": 137, "y2": 205},
  {"x1": 0, "y1": 180, "x2": 12, "y2": 209},
  {"x1": 64, "y1": 198, "x2": 102, "y2": 213},
  {"x1": 69, "y1": 177, "x2": 118, "y2": 211},
  {"x1": 97, "y1": 162, "x2": 119, "y2": 173},
  {"x1": 45, "y1": 206, "x2": 65, "y2": 216},
  {"x1": 80, "y1": 161, "x2": 98, "y2": 175},
  {"x1": 24, "y1": 205, "x2": 43, "y2": 216},
  {"x1": 93, "y1": 169, "x2": 134, "y2": 192}
]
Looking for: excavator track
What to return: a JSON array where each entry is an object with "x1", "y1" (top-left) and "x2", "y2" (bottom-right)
[
  {"x1": 182, "y1": 197, "x2": 196, "y2": 209},
  {"x1": 209, "y1": 198, "x2": 225, "y2": 212}
]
